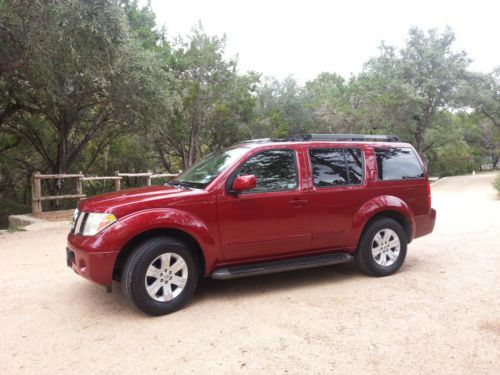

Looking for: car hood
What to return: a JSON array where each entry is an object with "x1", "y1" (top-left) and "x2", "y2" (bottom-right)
[{"x1": 78, "y1": 185, "x2": 199, "y2": 218}]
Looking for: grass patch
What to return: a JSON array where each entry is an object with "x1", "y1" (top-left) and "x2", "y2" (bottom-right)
[{"x1": 7, "y1": 225, "x2": 27, "y2": 233}]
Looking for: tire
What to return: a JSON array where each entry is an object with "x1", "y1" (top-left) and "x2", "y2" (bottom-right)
[
  {"x1": 122, "y1": 236, "x2": 199, "y2": 315},
  {"x1": 355, "y1": 218, "x2": 407, "y2": 277}
]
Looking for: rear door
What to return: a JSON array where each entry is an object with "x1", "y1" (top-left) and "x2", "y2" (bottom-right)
[
  {"x1": 306, "y1": 147, "x2": 368, "y2": 250},
  {"x1": 217, "y1": 148, "x2": 311, "y2": 261}
]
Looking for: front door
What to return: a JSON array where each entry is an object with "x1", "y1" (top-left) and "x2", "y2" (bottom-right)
[{"x1": 217, "y1": 149, "x2": 311, "y2": 261}]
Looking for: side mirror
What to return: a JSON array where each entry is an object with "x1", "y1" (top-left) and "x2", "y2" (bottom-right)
[{"x1": 231, "y1": 175, "x2": 256, "y2": 193}]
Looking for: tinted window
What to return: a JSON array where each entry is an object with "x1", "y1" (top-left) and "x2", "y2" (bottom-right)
[
  {"x1": 345, "y1": 148, "x2": 363, "y2": 184},
  {"x1": 375, "y1": 147, "x2": 424, "y2": 180},
  {"x1": 309, "y1": 148, "x2": 363, "y2": 187},
  {"x1": 236, "y1": 150, "x2": 298, "y2": 192}
]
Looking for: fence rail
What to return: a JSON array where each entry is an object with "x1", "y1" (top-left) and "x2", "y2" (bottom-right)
[{"x1": 31, "y1": 170, "x2": 179, "y2": 215}]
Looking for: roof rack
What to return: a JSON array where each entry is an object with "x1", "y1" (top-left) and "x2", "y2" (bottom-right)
[
  {"x1": 288, "y1": 134, "x2": 400, "y2": 142},
  {"x1": 239, "y1": 138, "x2": 273, "y2": 144}
]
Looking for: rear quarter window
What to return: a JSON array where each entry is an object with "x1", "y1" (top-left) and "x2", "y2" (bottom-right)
[{"x1": 374, "y1": 147, "x2": 424, "y2": 181}]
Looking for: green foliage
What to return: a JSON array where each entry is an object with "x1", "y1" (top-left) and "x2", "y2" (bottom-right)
[
  {"x1": 251, "y1": 76, "x2": 312, "y2": 138},
  {"x1": 0, "y1": 196, "x2": 28, "y2": 229},
  {"x1": 120, "y1": 0, "x2": 164, "y2": 50},
  {"x1": 465, "y1": 69, "x2": 500, "y2": 128},
  {"x1": 428, "y1": 141, "x2": 473, "y2": 177},
  {"x1": 7, "y1": 225, "x2": 26, "y2": 233},
  {"x1": 494, "y1": 175, "x2": 500, "y2": 193},
  {"x1": 363, "y1": 27, "x2": 471, "y2": 154},
  {"x1": 0, "y1": 0, "x2": 168, "y2": 179},
  {"x1": 152, "y1": 24, "x2": 258, "y2": 168}
]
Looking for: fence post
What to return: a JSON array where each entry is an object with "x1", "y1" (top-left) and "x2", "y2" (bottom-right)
[
  {"x1": 32, "y1": 172, "x2": 42, "y2": 215},
  {"x1": 147, "y1": 170, "x2": 152, "y2": 186},
  {"x1": 76, "y1": 171, "x2": 83, "y2": 198},
  {"x1": 115, "y1": 170, "x2": 121, "y2": 191}
]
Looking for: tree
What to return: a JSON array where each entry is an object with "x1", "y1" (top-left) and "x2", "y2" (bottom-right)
[
  {"x1": 250, "y1": 76, "x2": 312, "y2": 138},
  {"x1": 364, "y1": 27, "x2": 471, "y2": 155},
  {"x1": 465, "y1": 68, "x2": 500, "y2": 127},
  {"x1": 120, "y1": 0, "x2": 164, "y2": 50},
  {"x1": 425, "y1": 113, "x2": 474, "y2": 176},
  {"x1": 0, "y1": 0, "x2": 168, "y2": 188},
  {"x1": 152, "y1": 24, "x2": 257, "y2": 169},
  {"x1": 304, "y1": 73, "x2": 380, "y2": 134}
]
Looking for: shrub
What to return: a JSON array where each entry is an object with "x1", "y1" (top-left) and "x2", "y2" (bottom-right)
[{"x1": 494, "y1": 175, "x2": 500, "y2": 193}]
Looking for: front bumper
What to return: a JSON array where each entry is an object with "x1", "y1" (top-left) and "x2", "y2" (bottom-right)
[{"x1": 66, "y1": 238, "x2": 119, "y2": 286}]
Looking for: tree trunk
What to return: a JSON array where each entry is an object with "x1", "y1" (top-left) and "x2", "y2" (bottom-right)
[
  {"x1": 492, "y1": 155, "x2": 499, "y2": 170},
  {"x1": 413, "y1": 116, "x2": 426, "y2": 156},
  {"x1": 187, "y1": 111, "x2": 199, "y2": 167},
  {"x1": 54, "y1": 121, "x2": 70, "y2": 194},
  {"x1": 155, "y1": 141, "x2": 171, "y2": 172},
  {"x1": 0, "y1": 103, "x2": 19, "y2": 130}
]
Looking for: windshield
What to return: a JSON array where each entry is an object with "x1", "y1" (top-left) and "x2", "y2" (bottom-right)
[{"x1": 172, "y1": 147, "x2": 249, "y2": 188}]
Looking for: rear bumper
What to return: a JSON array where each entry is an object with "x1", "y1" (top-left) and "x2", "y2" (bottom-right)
[
  {"x1": 413, "y1": 208, "x2": 437, "y2": 239},
  {"x1": 66, "y1": 238, "x2": 119, "y2": 286}
]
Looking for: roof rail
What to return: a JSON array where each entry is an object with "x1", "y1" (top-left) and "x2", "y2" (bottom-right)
[
  {"x1": 239, "y1": 138, "x2": 273, "y2": 144},
  {"x1": 288, "y1": 134, "x2": 400, "y2": 142}
]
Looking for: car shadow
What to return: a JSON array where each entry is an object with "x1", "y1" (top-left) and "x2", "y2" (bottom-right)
[
  {"x1": 64, "y1": 262, "x2": 361, "y2": 317},
  {"x1": 66, "y1": 257, "x2": 423, "y2": 317},
  {"x1": 193, "y1": 262, "x2": 360, "y2": 303}
]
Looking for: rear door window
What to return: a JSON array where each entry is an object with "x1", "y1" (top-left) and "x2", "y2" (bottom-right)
[
  {"x1": 374, "y1": 147, "x2": 424, "y2": 180},
  {"x1": 345, "y1": 148, "x2": 363, "y2": 184},
  {"x1": 309, "y1": 148, "x2": 364, "y2": 187}
]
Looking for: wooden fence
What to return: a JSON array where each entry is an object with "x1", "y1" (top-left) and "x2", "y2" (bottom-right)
[{"x1": 31, "y1": 171, "x2": 179, "y2": 215}]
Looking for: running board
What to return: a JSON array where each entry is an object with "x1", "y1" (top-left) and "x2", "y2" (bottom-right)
[{"x1": 212, "y1": 252, "x2": 352, "y2": 280}]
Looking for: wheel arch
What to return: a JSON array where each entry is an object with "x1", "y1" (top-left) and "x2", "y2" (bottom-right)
[
  {"x1": 113, "y1": 228, "x2": 206, "y2": 282},
  {"x1": 358, "y1": 210, "x2": 413, "y2": 250}
]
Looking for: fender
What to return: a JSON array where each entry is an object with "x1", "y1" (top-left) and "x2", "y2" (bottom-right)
[
  {"x1": 86, "y1": 208, "x2": 221, "y2": 276},
  {"x1": 349, "y1": 195, "x2": 416, "y2": 246}
]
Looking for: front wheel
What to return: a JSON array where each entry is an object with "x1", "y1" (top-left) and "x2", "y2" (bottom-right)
[
  {"x1": 355, "y1": 218, "x2": 407, "y2": 276},
  {"x1": 122, "y1": 237, "x2": 199, "y2": 315}
]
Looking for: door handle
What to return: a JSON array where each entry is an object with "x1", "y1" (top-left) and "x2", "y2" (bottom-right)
[{"x1": 289, "y1": 199, "x2": 307, "y2": 208}]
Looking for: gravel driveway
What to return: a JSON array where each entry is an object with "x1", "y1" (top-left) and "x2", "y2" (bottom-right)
[{"x1": 1, "y1": 173, "x2": 499, "y2": 374}]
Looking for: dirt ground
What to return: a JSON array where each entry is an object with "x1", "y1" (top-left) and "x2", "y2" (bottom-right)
[
  {"x1": 32, "y1": 209, "x2": 74, "y2": 222},
  {"x1": 0, "y1": 174, "x2": 499, "y2": 374}
]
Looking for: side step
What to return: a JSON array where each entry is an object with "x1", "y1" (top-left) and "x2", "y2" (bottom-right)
[{"x1": 211, "y1": 252, "x2": 352, "y2": 280}]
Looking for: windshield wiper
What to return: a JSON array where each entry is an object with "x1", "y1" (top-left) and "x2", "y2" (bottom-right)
[
  {"x1": 167, "y1": 181, "x2": 192, "y2": 189},
  {"x1": 167, "y1": 181, "x2": 205, "y2": 189}
]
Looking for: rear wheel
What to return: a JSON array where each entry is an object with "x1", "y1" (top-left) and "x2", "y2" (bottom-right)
[
  {"x1": 355, "y1": 218, "x2": 407, "y2": 276},
  {"x1": 122, "y1": 236, "x2": 199, "y2": 315}
]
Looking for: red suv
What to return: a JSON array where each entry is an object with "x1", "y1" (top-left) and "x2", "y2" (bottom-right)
[{"x1": 67, "y1": 134, "x2": 436, "y2": 315}]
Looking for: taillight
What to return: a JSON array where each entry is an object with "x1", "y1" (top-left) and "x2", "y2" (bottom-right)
[{"x1": 426, "y1": 180, "x2": 431, "y2": 209}]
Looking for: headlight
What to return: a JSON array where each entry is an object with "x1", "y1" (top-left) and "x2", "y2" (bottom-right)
[{"x1": 81, "y1": 213, "x2": 117, "y2": 236}]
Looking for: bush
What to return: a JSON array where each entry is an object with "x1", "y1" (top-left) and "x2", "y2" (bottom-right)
[
  {"x1": 427, "y1": 140, "x2": 473, "y2": 177},
  {"x1": 494, "y1": 175, "x2": 500, "y2": 193},
  {"x1": 0, "y1": 197, "x2": 28, "y2": 230}
]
